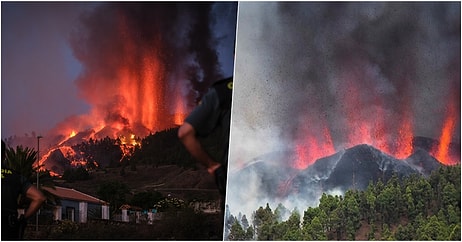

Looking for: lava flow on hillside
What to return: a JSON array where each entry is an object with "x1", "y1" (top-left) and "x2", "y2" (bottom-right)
[{"x1": 2, "y1": 3, "x2": 237, "y2": 175}]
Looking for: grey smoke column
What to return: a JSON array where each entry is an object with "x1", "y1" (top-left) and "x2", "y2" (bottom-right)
[
  {"x1": 59, "y1": 2, "x2": 237, "y2": 134},
  {"x1": 228, "y1": 1, "x2": 460, "y2": 217}
]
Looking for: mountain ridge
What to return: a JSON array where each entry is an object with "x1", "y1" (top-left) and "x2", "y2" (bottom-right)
[{"x1": 230, "y1": 139, "x2": 456, "y2": 203}]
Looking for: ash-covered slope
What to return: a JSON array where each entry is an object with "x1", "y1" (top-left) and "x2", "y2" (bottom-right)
[
  {"x1": 296, "y1": 144, "x2": 436, "y2": 193},
  {"x1": 231, "y1": 150, "x2": 300, "y2": 200},
  {"x1": 231, "y1": 143, "x2": 444, "y2": 201},
  {"x1": 405, "y1": 147, "x2": 442, "y2": 177}
]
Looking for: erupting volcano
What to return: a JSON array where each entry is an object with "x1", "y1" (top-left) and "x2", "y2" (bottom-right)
[
  {"x1": 2, "y1": 3, "x2": 237, "y2": 175},
  {"x1": 291, "y1": 59, "x2": 460, "y2": 170},
  {"x1": 60, "y1": 3, "x2": 230, "y2": 139},
  {"x1": 227, "y1": 2, "x2": 460, "y2": 219}
]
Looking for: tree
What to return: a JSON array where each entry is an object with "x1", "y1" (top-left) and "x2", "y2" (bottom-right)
[
  {"x1": 445, "y1": 204, "x2": 460, "y2": 225},
  {"x1": 303, "y1": 206, "x2": 321, "y2": 226},
  {"x1": 330, "y1": 207, "x2": 344, "y2": 239},
  {"x1": 416, "y1": 215, "x2": 447, "y2": 240},
  {"x1": 367, "y1": 223, "x2": 377, "y2": 240},
  {"x1": 442, "y1": 183, "x2": 458, "y2": 208},
  {"x1": 380, "y1": 224, "x2": 394, "y2": 240},
  {"x1": 405, "y1": 186, "x2": 416, "y2": 219},
  {"x1": 231, "y1": 165, "x2": 460, "y2": 241},
  {"x1": 394, "y1": 224, "x2": 412, "y2": 240},
  {"x1": 241, "y1": 214, "x2": 250, "y2": 230},
  {"x1": 229, "y1": 220, "x2": 246, "y2": 240},
  {"x1": 311, "y1": 216, "x2": 327, "y2": 240},
  {"x1": 412, "y1": 178, "x2": 433, "y2": 214},
  {"x1": 4, "y1": 145, "x2": 38, "y2": 179},
  {"x1": 4, "y1": 144, "x2": 56, "y2": 207},
  {"x1": 97, "y1": 181, "x2": 130, "y2": 213},
  {"x1": 245, "y1": 226, "x2": 255, "y2": 240},
  {"x1": 225, "y1": 214, "x2": 237, "y2": 240},
  {"x1": 448, "y1": 223, "x2": 461, "y2": 241},
  {"x1": 318, "y1": 193, "x2": 340, "y2": 232},
  {"x1": 274, "y1": 203, "x2": 289, "y2": 222},
  {"x1": 253, "y1": 203, "x2": 276, "y2": 240},
  {"x1": 342, "y1": 190, "x2": 360, "y2": 240},
  {"x1": 130, "y1": 191, "x2": 163, "y2": 210},
  {"x1": 62, "y1": 166, "x2": 90, "y2": 182},
  {"x1": 376, "y1": 184, "x2": 396, "y2": 224}
]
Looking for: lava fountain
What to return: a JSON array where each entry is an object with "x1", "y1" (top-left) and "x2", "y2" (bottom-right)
[
  {"x1": 52, "y1": 3, "x2": 233, "y2": 139},
  {"x1": 32, "y1": 3, "x2": 237, "y2": 174}
]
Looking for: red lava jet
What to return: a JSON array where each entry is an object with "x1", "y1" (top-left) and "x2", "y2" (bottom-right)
[
  {"x1": 291, "y1": 60, "x2": 460, "y2": 171},
  {"x1": 430, "y1": 90, "x2": 460, "y2": 166},
  {"x1": 33, "y1": 3, "x2": 236, "y2": 175}
]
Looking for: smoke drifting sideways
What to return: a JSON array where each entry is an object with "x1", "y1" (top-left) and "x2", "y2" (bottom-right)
[
  {"x1": 227, "y1": 2, "x2": 460, "y2": 218},
  {"x1": 39, "y1": 3, "x2": 237, "y2": 144}
]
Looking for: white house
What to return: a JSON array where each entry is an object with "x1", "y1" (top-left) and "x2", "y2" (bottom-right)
[{"x1": 42, "y1": 186, "x2": 109, "y2": 223}]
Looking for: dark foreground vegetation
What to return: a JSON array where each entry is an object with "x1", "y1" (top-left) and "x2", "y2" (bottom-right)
[
  {"x1": 24, "y1": 208, "x2": 223, "y2": 240},
  {"x1": 226, "y1": 165, "x2": 461, "y2": 240},
  {"x1": 5, "y1": 128, "x2": 226, "y2": 240}
]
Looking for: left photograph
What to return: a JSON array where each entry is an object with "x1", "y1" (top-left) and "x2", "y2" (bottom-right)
[{"x1": 1, "y1": 2, "x2": 237, "y2": 240}]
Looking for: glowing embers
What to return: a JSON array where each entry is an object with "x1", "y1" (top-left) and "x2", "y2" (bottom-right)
[
  {"x1": 69, "y1": 130, "x2": 77, "y2": 138},
  {"x1": 173, "y1": 90, "x2": 187, "y2": 126},
  {"x1": 118, "y1": 133, "x2": 140, "y2": 147}
]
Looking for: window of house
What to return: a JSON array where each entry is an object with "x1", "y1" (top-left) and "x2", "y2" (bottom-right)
[{"x1": 66, "y1": 207, "x2": 75, "y2": 221}]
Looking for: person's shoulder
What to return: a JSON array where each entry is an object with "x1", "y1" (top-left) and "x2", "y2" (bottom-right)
[{"x1": 212, "y1": 76, "x2": 233, "y2": 86}]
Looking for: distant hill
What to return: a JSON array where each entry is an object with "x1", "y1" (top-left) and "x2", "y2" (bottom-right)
[{"x1": 231, "y1": 136, "x2": 458, "y2": 203}]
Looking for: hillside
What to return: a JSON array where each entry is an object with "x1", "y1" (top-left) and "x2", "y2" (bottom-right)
[
  {"x1": 56, "y1": 164, "x2": 221, "y2": 202},
  {"x1": 225, "y1": 164, "x2": 461, "y2": 240}
]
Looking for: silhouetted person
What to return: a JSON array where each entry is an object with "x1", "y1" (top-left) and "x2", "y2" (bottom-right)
[
  {"x1": 1, "y1": 140, "x2": 46, "y2": 240},
  {"x1": 178, "y1": 76, "x2": 233, "y2": 198}
]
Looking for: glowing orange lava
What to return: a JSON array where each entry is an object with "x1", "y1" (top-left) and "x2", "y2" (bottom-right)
[
  {"x1": 117, "y1": 12, "x2": 167, "y2": 133},
  {"x1": 292, "y1": 62, "x2": 459, "y2": 169},
  {"x1": 431, "y1": 97, "x2": 459, "y2": 165},
  {"x1": 173, "y1": 91, "x2": 187, "y2": 126},
  {"x1": 69, "y1": 130, "x2": 77, "y2": 138},
  {"x1": 294, "y1": 124, "x2": 336, "y2": 170}
]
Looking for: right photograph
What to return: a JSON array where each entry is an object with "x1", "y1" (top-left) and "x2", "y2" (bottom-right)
[{"x1": 225, "y1": 2, "x2": 460, "y2": 240}]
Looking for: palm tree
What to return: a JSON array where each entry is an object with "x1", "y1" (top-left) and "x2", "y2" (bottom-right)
[
  {"x1": 4, "y1": 144, "x2": 58, "y2": 207},
  {"x1": 4, "y1": 145, "x2": 37, "y2": 179}
]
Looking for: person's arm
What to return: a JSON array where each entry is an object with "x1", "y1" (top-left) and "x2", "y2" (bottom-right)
[
  {"x1": 178, "y1": 122, "x2": 221, "y2": 174},
  {"x1": 23, "y1": 186, "x2": 46, "y2": 219}
]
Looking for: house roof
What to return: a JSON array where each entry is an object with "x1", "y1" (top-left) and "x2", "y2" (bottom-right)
[
  {"x1": 43, "y1": 186, "x2": 108, "y2": 205},
  {"x1": 119, "y1": 204, "x2": 143, "y2": 211}
]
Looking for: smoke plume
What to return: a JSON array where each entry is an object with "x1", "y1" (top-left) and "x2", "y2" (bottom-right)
[
  {"x1": 228, "y1": 2, "x2": 460, "y2": 218},
  {"x1": 47, "y1": 2, "x2": 237, "y2": 138}
]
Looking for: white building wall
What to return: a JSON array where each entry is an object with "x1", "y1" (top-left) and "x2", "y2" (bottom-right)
[
  {"x1": 147, "y1": 212, "x2": 154, "y2": 225},
  {"x1": 79, "y1": 202, "x2": 88, "y2": 223},
  {"x1": 54, "y1": 206, "x2": 62, "y2": 220},
  {"x1": 121, "y1": 209, "x2": 129, "y2": 222},
  {"x1": 102, "y1": 205, "x2": 110, "y2": 220}
]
